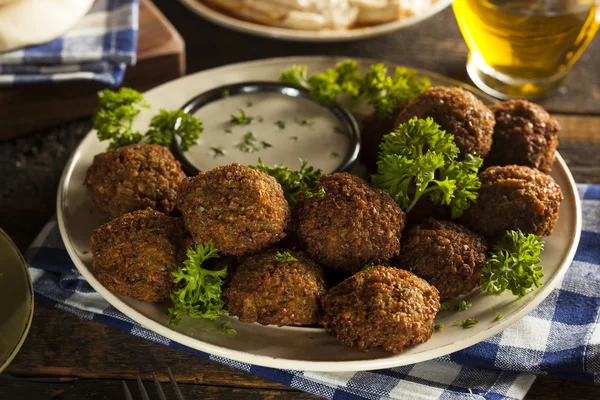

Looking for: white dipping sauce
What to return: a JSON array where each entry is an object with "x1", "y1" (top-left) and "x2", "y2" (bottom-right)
[{"x1": 182, "y1": 92, "x2": 353, "y2": 173}]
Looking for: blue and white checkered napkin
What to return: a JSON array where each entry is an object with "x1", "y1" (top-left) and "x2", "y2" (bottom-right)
[
  {"x1": 0, "y1": 0, "x2": 138, "y2": 86},
  {"x1": 25, "y1": 184, "x2": 600, "y2": 400}
]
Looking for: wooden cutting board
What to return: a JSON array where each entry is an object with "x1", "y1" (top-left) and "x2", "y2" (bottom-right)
[{"x1": 0, "y1": 0, "x2": 185, "y2": 140}]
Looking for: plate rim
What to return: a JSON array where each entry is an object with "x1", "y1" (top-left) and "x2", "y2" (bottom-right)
[
  {"x1": 57, "y1": 57, "x2": 582, "y2": 371},
  {"x1": 0, "y1": 228, "x2": 35, "y2": 374},
  {"x1": 177, "y1": 0, "x2": 453, "y2": 42}
]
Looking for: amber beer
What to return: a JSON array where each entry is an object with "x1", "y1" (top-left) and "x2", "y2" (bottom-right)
[{"x1": 453, "y1": 0, "x2": 599, "y2": 98}]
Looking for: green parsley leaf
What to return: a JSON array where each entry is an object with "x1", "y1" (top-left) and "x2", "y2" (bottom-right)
[
  {"x1": 481, "y1": 230, "x2": 545, "y2": 298},
  {"x1": 93, "y1": 88, "x2": 149, "y2": 148},
  {"x1": 362, "y1": 265, "x2": 374, "y2": 271},
  {"x1": 198, "y1": 206, "x2": 206, "y2": 212},
  {"x1": 439, "y1": 303, "x2": 450, "y2": 311},
  {"x1": 250, "y1": 158, "x2": 321, "y2": 206},
  {"x1": 495, "y1": 314, "x2": 504, "y2": 321},
  {"x1": 230, "y1": 109, "x2": 254, "y2": 125},
  {"x1": 372, "y1": 117, "x2": 482, "y2": 217},
  {"x1": 236, "y1": 132, "x2": 259, "y2": 153},
  {"x1": 434, "y1": 324, "x2": 444, "y2": 331},
  {"x1": 454, "y1": 300, "x2": 472, "y2": 312},
  {"x1": 146, "y1": 109, "x2": 203, "y2": 151},
  {"x1": 453, "y1": 318, "x2": 478, "y2": 328},
  {"x1": 362, "y1": 65, "x2": 430, "y2": 117},
  {"x1": 227, "y1": 179, "x2": 234, "y2": 187},
  {"x1": 211, "y1": 147, "x2": 224, "y2": 157},
  {"x1": 221, "y1": 320, "x2": 236, "y2": 335},
  {"x1": 275, "y1": 120, "x2": 286, "y2": 130},
  {"x1": 148, "y1": 227, "x2": 161, "y2": 233},
  {"x1": 274, "y1": 252, "x2": 299, "y2": 262},
  {"x1": 304, "y1": 187, "x2": 326, "y2": 199},
  {"x1": 168, "y1": 242, "x2": 228, "y2": 325},
  {"x1": 261, "y1": 141, "x2": 272, "y2": 149}
]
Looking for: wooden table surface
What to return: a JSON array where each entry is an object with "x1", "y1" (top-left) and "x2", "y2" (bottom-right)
[{"x1": 1, "y1": 1, "x2": 600, "y2": 399}]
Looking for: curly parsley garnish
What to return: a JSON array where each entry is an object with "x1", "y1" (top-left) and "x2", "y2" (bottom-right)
[
  {"x1": 230, "y1": 109, "x2": 254, "y2": 125},
  {"x1": 372, "y1": 117, "x2": 482, "y2": 218},
  {"x1": 93, "y1": 88, "x2": 149, "y2": 148},
  {"x1": 481, "y1": 230, "x2": 544, "y2": 298},
  {"x1": 275, "y1": 120, "x2": 286, "y2": 130},
  {"x1": 439, "y1": 303, "x2": 451, "y2": 311},
  {"x1": 280, "y1": 60, "x2": 362, "y2": 105},
  {"x1": 304, "y1": 187, "x2": 326, "y2": 199},
  {"x1": 211, "y1": 147, "x2": 224, "y2": 157},
  {"x1": 146, "y1": 110, "x2": 203, "y2": 151},
  {"x1": 279, "y1": 60, "x2": 428, "y2": 116},
  {"x1": 250, "y1": 158, "x2": 321, "y2": 206},
  {"x1": 236, "y1": 132, "x2": 259, "y2": 153},
  {"x1": 453, "y1": 318, "x2": 478, "y2": 328},
  {"x1": 168, "y1": 242, "x2": 228, "y2": 325},
  {"x1": 361, "y1": 265, "x2": 374, "y2": 271},
  {"x1": 434, "y1": 324, "x2": 444, "y2": 331},
  {"x1": 221, "y1": 320, "x2": 236, "y2": 335},
  {"x1": 454, "y1": 300, "x2": 472, "y2": 312},
  {"x1": 274, "y1": 252, "x2": 298, "y2": 262}
]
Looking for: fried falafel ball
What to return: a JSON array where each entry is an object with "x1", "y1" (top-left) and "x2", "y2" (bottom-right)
[
  {"x1": 461, "y1": 165, "x2": 563, "y2": 240},
  {"x1": 321, "y1": 266, "x2": 440, "y2": 353},
  {"x1": 296, "y1": 173, "x2": 405, "y2": 273},
  {"x1": 396, "y1": 219, "x2": 487, "y2": 301},
  {"x1": 90, "y1": 208, "x2": 191, "y2": 302},
  {"x1": 85, "y1": 144, "x2": 186, "y2": 218},
  {"x1": 224, "y1": 248, "x2": 326, "y2": 326},
  {"x1": 395, "y1": 86, "x2": 495, "y2": 157},
  {"x1": 486, "y1": 100, "x2": 560, "y2": 174},
  {"x1": 176, "y1": 163, "x2": 290, "y2": 257}
]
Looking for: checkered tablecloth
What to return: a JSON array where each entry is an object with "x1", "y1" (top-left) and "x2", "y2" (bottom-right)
[
  {"x1": 0, "y1": 0, "x2": 138, "y2": 86},
  {"x1": 25, "y1": 184, "x2": 600, "y2": 400}
]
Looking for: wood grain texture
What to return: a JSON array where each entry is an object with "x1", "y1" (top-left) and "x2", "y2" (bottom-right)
[{"x1": 1, "y1": 1, "x2": 600, "y2": 399}]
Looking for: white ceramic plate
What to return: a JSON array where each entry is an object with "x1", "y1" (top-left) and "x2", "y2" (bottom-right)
[
  {"x1": 57, "y1": 56, "x2": 582, "y2": 372},
  {"x1": 178, "y1": 0, "x2": 452, "y2": 42}
]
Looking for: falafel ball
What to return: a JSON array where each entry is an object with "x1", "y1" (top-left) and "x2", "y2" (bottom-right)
[
  {"x1": 395, "y1": 86, "x2": 495, "y2": 157},
  {"x1": 296, "y1": 173, "x2": 405, "y2": 273},
  {"x1": 85, "y1": 144, "x2": 186, "y2": 218},
  {"x1": 224, "y1": 248, "x2": 326, "y2": 326},
  {"x1": 461, "y1": 165, "x2": 563, "y2": 240},
  {"x1": 176, "y1": 163, "x2": 290, "y2": 257},
  {"x1": 320, "y1": 266, "x2": 440, "y2": 353},
  {"x1": 396, "y1": 219, "x2": 487, "y2": 301},
  {"x1": 486, "y1": 100, "x2": 560, "y2": 173},
  {"x1": 90, "y1": 208, "x2": 191, "y2": 302}
]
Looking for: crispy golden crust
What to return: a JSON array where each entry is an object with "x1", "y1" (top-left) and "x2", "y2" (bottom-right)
[
  {"x1": 176, "y1": 163, "x2": 290, "y2": 257},
  {"x1": 224, "y1": 248, "x2": 326, "y2": 326},
  {"x1": 85, "y1": 144, "x2": 186, "y2": 218},
  {"x1": 320, "y1": 266, "x2": 440, "y2": 353},
  {"x1": 487, "y1": 100, "x2": 559, "y2": 173},
  {"x1": 90, "y1": 208, "x2": 192, "y2": 302},
  {"x1": 461, "y1": 165, "x2": 563, "y2": 240},
  {"x1": 296, "y1": 173, "x2": 405, "y2": 273},
  {"x1": 396, "y1": 219, "x2": 487, "y2": 301},
  {"x1": 395, "y1": 86, "x2": 495, "y2": 157}
]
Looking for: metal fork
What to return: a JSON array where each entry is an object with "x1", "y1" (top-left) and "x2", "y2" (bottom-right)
[{"x1": 122, "y1": 367, "x2": 185, "y2": 400}]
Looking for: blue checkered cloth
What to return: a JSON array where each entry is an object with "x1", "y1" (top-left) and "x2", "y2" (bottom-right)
[
  {"x1": 0, "y1": 0, "x2": 138, "y2": 86},
  {"x1": 24, "y1": 184, "x2": 600, "y2": 400}
]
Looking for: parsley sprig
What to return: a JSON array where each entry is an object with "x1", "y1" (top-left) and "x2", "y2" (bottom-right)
[
  {"x1": 481, "y1": 230, "x2": 544, "y2": 298},
  {"x1": 230, "y1": 109, "x2": 255, "y2": 125},
  {"x1": 279, "y1": 60, "x2": 429, "y2": 116},
  {"x1": 168, "y1": 242, "x2": 228, "y2": 325},
  {"x1": 94, "y1": 88, "x2": 203, "y2": 150},
  {"x1": 250, "y1": 158, "x2": 322, "y2": 206},
  {"x1": 372, "y1": 117, "x2": 482, "y2": 218}
]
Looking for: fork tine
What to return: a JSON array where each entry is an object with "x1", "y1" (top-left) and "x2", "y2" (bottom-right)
[
  {"x1": 167, "y1": 367, "x2": 186, "y2": 400},
  {"x1": 122, "y1": 381, "x2": 134, "y2": 400},
  {"x1": 136, "y1": 376, "x2": 151, "y2": 400},
  {"x1": 152, "y1": 372, "x2": 168, "y2": 400}
]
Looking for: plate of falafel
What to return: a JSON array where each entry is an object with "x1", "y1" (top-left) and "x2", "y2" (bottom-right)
[{"x1": 57, "y1": 57, "x2": 581, "y2": 371}]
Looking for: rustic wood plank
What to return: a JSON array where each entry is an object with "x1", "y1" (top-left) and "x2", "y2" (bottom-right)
[
  {"x1": 555, "y1": 114, "x2": 600, "y2": 143},
  {"x1": 152, "y1": 0, "x2": 600, "y2": 115},
  {"x1": 5, "y1": 305, "x2": 292, "y2": 391},
  {"x1": 0, "y1": 378, "x2": 316, "y2": 400}
]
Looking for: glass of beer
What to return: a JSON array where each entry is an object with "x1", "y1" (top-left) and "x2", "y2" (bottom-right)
[{"x1": 453, "y1": 0, "x2": 600, "y2": 99}]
